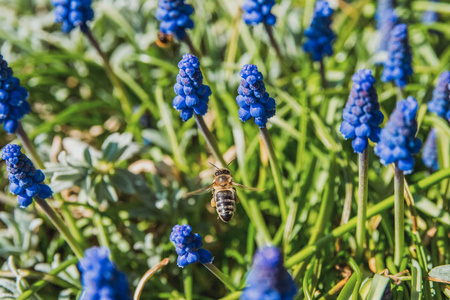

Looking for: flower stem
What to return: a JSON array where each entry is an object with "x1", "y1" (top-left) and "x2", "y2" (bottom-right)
[
  {"x1": 134, "y1": 258, "x2": 170, "y2": 300},
  {"x1": 16, "y1": 123, "x2": 44, "y2": 169},
  {"x1": 202, "y1": 263, "x2": 236, "y2": 292},
  {"x1": 319, "y1": 59, "x2": 327, "y2": 89},
  {"x1": 396, "y1": 86, "x2": 404, "y2": 100},
  {"x1": 263, "y1": 23, "x2": 286, "y2": 70},
  {"x1": 259, "y1": 127, "x2": 287, "y2": 222},
  {"x1": 183, "y1": 267, "x2": 193, "y2": 300},
  {"x1": 83, "y1": 28, "x2": 133, "y2": 117},
  {"x1": 93, "y1": 213, "x2": 112, "y2": 258},
  {"x1": 194, "y1": 114, "x2": 227, "y2": 167},
  {"x1": 33, "y1": 197, "x2": 84, "y2": 260},
  {"x1": 356, "y1": 148, "x2": 368, "y2": 262},
  {"x1": 183, "y1": 34, "x2": 200, "y2": 58},
  {"x1": 394, "y1": 165, "x2": 405, "y2": 266}
]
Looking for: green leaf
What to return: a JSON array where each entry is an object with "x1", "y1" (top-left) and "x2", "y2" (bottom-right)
[
  {"x1": 367, "y1": 274, "x2": 390, "y2": 300},
  {"x1": 411, "y1": 259, "x2": 422, "y2": 300},
  {"x1": 429, "y1": 265, "x2": 450, "y2": 282},
  {"x1": 110, "y1": 169, "x2": 136, "y2": 195},
  {"x1": 0, "y1": 279, "x2": 18, "y2": 294}
]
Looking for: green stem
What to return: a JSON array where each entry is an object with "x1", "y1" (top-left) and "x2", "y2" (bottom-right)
[
  {"x1": 134, "y1": 258, "x2": 170, "y2": 300},
  {"x1": 194, "y1": 114, "x2": 227, "y2": 167},
  {"x1": 0, "y1": 269, "x2": 80, "y2": 290},
  {"x1": 348, "y1": 257, "x2": 362, "y2": 300},
  {"x1": 93, "y1": 214, "x2": 111, "y2": 257},
  {"x1": 16, "y1": 123, "x2": 44, "y2": 169},
  {"x1": 260, "y1": 127, "x2": 287, "y2": 222},
  {"x1": 285, "y1": 167, "x2": 450, "y2": 268},
  {"x1": 33, "y1": 197, "x2": 84, "y2": 260},
  {"x1": 356, "y1": 148, "x2": 368, "y2": 262},
  {"x1": 84, "y1": 28, "x2": 133, "y2": 117},
  {"x1": 394, "y1": 166, "x2": 405, "y2": 267},
  {"x1": 183, "y1": 267, "x2": 193, "y2": 300},
  {"x1": 396, "y1": 86, "x2": 404, "y2": 101},
  {"x1": 202, "y1": 263, "x2": 237, "y2": 292},
  {"x1": 263, "y1": 23, "x2": 286, "y2": 70},
  {"x1": 319, "y1": 60, "x2": 327, "y2": 90},
  {"x1": 183, "y1": 34, "x2": 200, "y2": 58}
]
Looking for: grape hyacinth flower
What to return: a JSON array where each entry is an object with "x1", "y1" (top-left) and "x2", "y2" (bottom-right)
[
  {"x1": 422, "y1": 129, "x2": 439, "y2": 171},
  {"x1": 428, "y1": 71, "x2": 450, "y2": 122},
  {"x1": 241, "y1": 247, "x2": 297, "y2": 300},
  {"x1": 52, "y1": 0, "x2": 94, "y2": 33},
  {"x1": 303, "y1": 0, "x2": 336, "y2": 62},
  {"x1": 422, "y1": 0, "x2": 439, "y2": 24},
  {"x1": 376, "y1": 0, "x2": 398, "y2": 51},
  {"x1": 236, "y1": 64, "x2": 276, "y2": 128},
  {"x1": 374, "y1": 97, "x2": 422, "y2": 174},
  {"x1": 170, "y1": 225, "x2": 213, "y2": 268},
  {"x1": 173, "y1": 54, "x2": 211, "y2": 122},
  {"x1": 381, "y1": 24, "x2": 413, "y2": 88},
  {"x1": 1, "y1": 144, "x2": 53, "y2": 208},
  {"x1": 0, "y1": 55, "x2": 31, "y2": 134},
  {"x1": 242, "y1": 0, "x2": 276, "y2": 26},
  {"x1": 156, "y1": 0, "x2": 194, "y2": 40},
  {"x1": 340, "y1": 69, "x2": 384, "y2": 153},
  {"x1": 79, "y1": 247, "x2": 131, "y2": 300}
]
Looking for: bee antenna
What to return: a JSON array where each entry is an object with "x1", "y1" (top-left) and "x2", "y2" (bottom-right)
[
  {"x1": 226, "y1": 159, "x2": 236, "y2": 168},
  {"x1": 209, "y1": 162, "x2": 220, "y2": 169}
]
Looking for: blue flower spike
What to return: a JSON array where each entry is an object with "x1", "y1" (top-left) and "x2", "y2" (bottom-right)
[
  {"x1": 156, "y1": 0, "x2": 194, "y2": 40},
  {"x1": 381, "y1": 24, "x2": 413, "y2": 88},
  {"x1": 170, "y1": 224, "x2": 213, "y2": 268},
  {"x1": 242, "y1": 0, "x2": 276, "y2": 26},
  {"x1": 374, "y1": 97, "x2": 422, "y2": 174},
  {"x1": 376, "y1": 0, "x2": 398, "y2": 51},
  {"x1": 428, "y1": 71, "x2": 450, "y2": 122},
  {"x1": 422, "y1": 129, "x2": 439, "y2": 172},
  {"x1": 236, "y1": 64, "x2": 276, "y2": 128},
  {"x1": 303, "y1": 0, "x2": 336, "y2": 62},
  {"x1": 241, "y1": 247, "x2": 297, "y2": 300},
  {"x1": 173, "y1": 54, "x2": 211, "y2": 121},
  {"x1": 422, "y1": 0, "x2": 439, "y2": 24},
  {"x1": 340, "y1": 69, "x2": 384, "y2": 153},
  {"x1": 52, "y1": 0, "x2": 94, "y2": 33},
  {"x1": 79, "y1": 247, "x2": 131, "y2": 300},
  {"x1": 1, "y1": 144, "x2": 53, "y2": 208},
  {"x1": 0, "y1": 55, "x2": 31, "y2": 134}
]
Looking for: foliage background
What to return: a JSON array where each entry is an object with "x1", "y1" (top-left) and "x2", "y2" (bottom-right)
[{"x1": 0, "y1": 0, "x2": 449, "y2": 299}]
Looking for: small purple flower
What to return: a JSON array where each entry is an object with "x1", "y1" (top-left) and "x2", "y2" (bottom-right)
[
  {"x1": 79, "y1": 247, "x2": 131, "y2": 300},
  {"x1": 156, "y1": 0, "x2": 194, "y2": 40},
  {"x1": 340, "y1": 69, "x2": 384, "y2": 153},
  {"x1": 242, "y1": 0, "x2": 276, "y2": 26},
  {"x1": 241, "y1": 247, "x2": 297, "y2": 300},
  {"x1": 170, "y1": 224, "x2": 213, "y2": 268},
  {"x1": 422, "y1": 129, "x2": 439, "y2": 171},
  {"x1": 428, "y1": 71, "x2": 450, "y2": 122},
  {"x1": 51, "y1": 0, "x2": 94, "y2": 33},
  {"x1": 236, "y1": 64, "x2": 276, "y2": 128},
  {"x1": 374, "y1": 97, "x2": 422, "y2": 174}
]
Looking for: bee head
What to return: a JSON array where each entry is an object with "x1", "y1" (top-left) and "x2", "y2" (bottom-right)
[{"x1": 215, "y1": 168, "x2": 231, "y2": 176}]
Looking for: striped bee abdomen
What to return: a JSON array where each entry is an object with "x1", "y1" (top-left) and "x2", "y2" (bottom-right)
[{"x1": 215, "y1": 189, "x2": 236, "y2": 222}]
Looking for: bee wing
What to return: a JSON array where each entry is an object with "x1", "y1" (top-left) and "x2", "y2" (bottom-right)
[
  {"x1": 232, "y1": 182, "x2": 264, "y2": 192},
  {"x1": 183, "y1": 184, "x2": 214, "y2": 198}
]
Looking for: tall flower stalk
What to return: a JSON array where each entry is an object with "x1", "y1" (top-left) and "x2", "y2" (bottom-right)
[
  {"x1": 303, "y1": 0, "x2": 336, "y2": 89},
  {"x1": 375, "y1": 97, "x2": 422, "y2": 266}
]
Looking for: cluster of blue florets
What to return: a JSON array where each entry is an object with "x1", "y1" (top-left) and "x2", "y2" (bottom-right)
[
  {"x1": 173, "y1": 54, "x2": 211, "y2": 121},
  {"x1": 170, "y1": 225, "x2": 213, "y2": 268},
  {"x1": 79, "y1": 247, "x2": 131, "y2": 300},
  {"x1": 422, "y1": 0, "x2": 438, "y2": 24},
  {"x1": 428, "y1": 71, "x2": 450, "y2": 122},
  {"x1": 242, "y1": 0, "x2": 276, "y2": 26},
  {"x1": 340, "y1": 69, "x2": 384, "y2": 153},
  {"x1": 303, "y1": 0, "x2": 336, "y2": 61},
  {"x1": 52, "y1": 0, "x2": 94, "y2": 33},
  {"x1": 0, "y1": 55, "x2": 31, "y2": 134},
  {"x1": 381, "y1": 24, "x2": 413, "y2": 88},
  {"x1": 376, "y1": 0, "x2": 398, "y2": 51},
  {"x1": 374, "y1": 97, "x2": 422, "y2": 174},
  {"x1": 156, "y1": 0, "x2": 194, "y2": 40},
  {"x1": 236, "y1": 64, "x2": 276, "y2": 128},
  {"x1": 422, "y1": 129, "x2": 439, "y2": 172},
  {"x1": 241, "y1": 247, "x2": 297, "y2": 300},
  {"x1": 1, "y1": 144, "x2": 53, "y2": 208}
]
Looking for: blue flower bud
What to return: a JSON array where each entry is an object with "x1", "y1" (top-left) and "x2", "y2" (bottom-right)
[
  {"x1": 241, "y1": 247, "x2": 297, "y2": 300},
  {"x1": 1, "y1": 144, "x2": 53, "y2": 208},
  {"x1": 303, "y1": 1, "x2": 336, "y2": 61},
  {"x1": 242, "y1": 0, "x2": 276, "y2": 26},
  {"x1": 428, "y1": 71, "x2": 450, "y2": 122},
  {"x1": 422, "y1": 129, "x2": 439, "y2": 171},
  {"x1": 422, "y1": 0, "x2": 439, "y2": 24},
  {"x1": 381, "y1": 24, "x2": 413, "y2": 88},
  {"x1": 376, "y1": 0, "x2": 398, "y2": 51},
  {"x1": 173, "y1": 54, "x2": 211, "y2": 121},
  {"x1": 170, "y1": 224, "x2": 213, "y2": 268},
  {"x1": 236, "y1": 65, "x2": 276, "y2": 128},
  {"x1": 374, "y1": 97, "x2": 422, "y2": 174},
  {"x1": 340, "y1": 69, "x2": 384, "y2": 153},
  {"x1": 156, "y1": 0, "x2": 194, "y2": 40},
  {"x1": 52, "y1": 0, "x2": 94, "y2": 33},
  {"x1": 79, "y1": 247, "x2": 131, "y2": 300}
]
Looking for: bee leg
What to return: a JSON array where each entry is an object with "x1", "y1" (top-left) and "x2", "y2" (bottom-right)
[{"x1": 211, "y1": 198, "x2": 216, "y2": 207}]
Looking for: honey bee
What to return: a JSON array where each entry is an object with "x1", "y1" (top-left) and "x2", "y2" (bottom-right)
[
  {"x1": 156, "y1": 31, "x2": 174, "y2": 48},
  {"x1": 184, "y1": 161, "x2": 261, "y2": 223}
]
